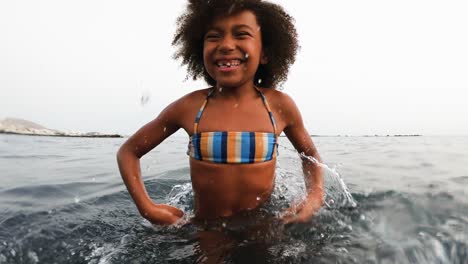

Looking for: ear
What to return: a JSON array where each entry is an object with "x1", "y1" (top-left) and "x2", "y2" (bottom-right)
[{"x1": 260, "y1": 51, "x2": 268, "y2": 65}]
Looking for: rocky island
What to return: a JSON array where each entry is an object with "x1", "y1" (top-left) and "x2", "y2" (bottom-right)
[{"x1": 0, "y1": 118, "x2": 122, "y2": 138}]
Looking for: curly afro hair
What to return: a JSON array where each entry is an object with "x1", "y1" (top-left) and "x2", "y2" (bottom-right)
[{"x1": 172, "y1": 0, "x2": 299, "y2": 89}]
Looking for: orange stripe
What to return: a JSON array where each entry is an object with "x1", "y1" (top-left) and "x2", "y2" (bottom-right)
[
  {"x1": 254, "y1": 133, "x2": 264, "y2": 162},
  {"x1": 200, "y1": 133, "x2": 209, "y2": 160},
  {"x1": 227, "y1": 132, "x2": 236, "y2": 163}
]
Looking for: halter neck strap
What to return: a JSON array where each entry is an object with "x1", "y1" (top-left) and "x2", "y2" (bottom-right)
[{"x1": 193, "y1": 86, "x2": 277, "y2": 135}]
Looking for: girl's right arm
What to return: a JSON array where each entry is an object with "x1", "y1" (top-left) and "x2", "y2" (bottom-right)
[{"x1": 116, "y1": 99, "x2": 186, "y2": 225}]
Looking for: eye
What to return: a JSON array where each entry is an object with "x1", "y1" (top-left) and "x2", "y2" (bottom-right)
[
  {"x1": 204, "y1": 32, "x2": 221, "y2": 41},
  {"x1": 237, "y1": 31, "x2": 250, "y2": 36},
  {"x1": 235, "y1": 31, "x2": 252, "y2": 39}
]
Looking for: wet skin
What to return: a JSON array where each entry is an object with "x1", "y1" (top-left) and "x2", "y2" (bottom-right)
[
  {"x1": 117, "y1": 10, "x2": 323, "y2": 225},
  {"x1": 191, "y1": 10, "x2": 276, "y2": 218}
]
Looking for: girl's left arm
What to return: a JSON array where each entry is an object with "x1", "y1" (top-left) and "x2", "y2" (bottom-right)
[{"x1": 279, "y1": 94, "x2": 324, "y2": 223}]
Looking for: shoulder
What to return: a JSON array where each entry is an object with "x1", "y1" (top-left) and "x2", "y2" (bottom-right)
[
  {"x1": 156, "y1": 87, "x2": 212, "y2": 123},
  {"x1": 258, "y1": 87, "x2": 299, "y2": 114},
  {"x1": 258, "y1": 87, "x2": 302, "y2": 129},
  {"x1": 174, "y1": 88, "x2": 212, "y2": 106},
  {"x1": 164, "y1": 87, "x2": 212, "y2": 114}
]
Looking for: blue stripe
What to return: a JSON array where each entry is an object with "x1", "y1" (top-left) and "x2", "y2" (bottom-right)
[
  {"x1": 249, "y1": 132, "x2": 255, "y2": 163},
  {"x1": 193, "y1": 134, "x2": 200, "y2": 160},
  {"x1": 212, "y1": 132, "x2": 222, "y2": 163},
  {"x1": 195, "y1": 110, "x2": 203, "y2": 123},
  {"x1": 220, "y1": 132, "x2": 227, "y2": 163},
  {"x1": 240, "y1": 132, "x2": 250, "y2": 163},
  {"x1": 265, "y1": 134, "x2": 274, "y2": 161}
]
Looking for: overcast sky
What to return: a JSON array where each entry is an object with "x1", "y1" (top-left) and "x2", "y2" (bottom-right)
[{"x1": 1, "y1": 0, "x2": 467, "y2": 136}]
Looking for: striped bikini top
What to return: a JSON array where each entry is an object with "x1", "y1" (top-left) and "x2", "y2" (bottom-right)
[{"x1": 187, "y1": 87, "x2": 278, "y2": 164}]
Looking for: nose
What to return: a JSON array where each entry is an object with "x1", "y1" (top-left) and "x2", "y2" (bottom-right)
[{"x1": 218, "y1": 35, "x2": 235, "y2": 53}]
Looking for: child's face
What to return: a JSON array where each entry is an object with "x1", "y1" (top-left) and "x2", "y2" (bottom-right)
[{"x1": 203, "y1": 10, "x2": 266, "y2": 88}]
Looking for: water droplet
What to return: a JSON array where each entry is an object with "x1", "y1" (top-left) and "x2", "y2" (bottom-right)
[
  {"x1": 163, "y1": 127, "x2": 167, "y2": 132},
  {"x1": 256, "y1": 196, "x2": 260, "y2": 201},
  {"x1": 360, "y1": 214, "x2": 366, "y2": 220},
  {"x1": 140, "y1": 91, "x2": 151, "y2": 106},
  {"x1": 320, "y1": 233, "x2": 325, "y2": 238},
  {"x1": 74, "y1": 197, "x2": 80, "y2": 203},
  {"x1": 228, "y1": 4, "x2": 235, "y2": 14},
  {"x1": 328, "y1": 199, "x2": 335, "y2": 205},
  {"x1": 28, "y1": 251, "x2": 39, "y2": 263},
  {"x1": 219, "y1": 87, "x2": 223, "y2": 92},
  {"x1": 222, "y1": 222, "x2": 226, "y2": 228},
  {"x1": 337, "y1": 247, "x2": 348, "y2": 253},
  {"x1": 234, "y1": 103, "x2": 239, "y2": 108},
  {"x1": 10, "y1": 249, "x2": 16, "y2": 257},
  {"x1": 133, "y1": 176, "x2": 137, "y2": 180},
  {"x1": 144, "y1": 212, "x2": 148, "y2": 216},
  {"x1": 92, "y1": 177, "x2": 96, "y2": 182}
]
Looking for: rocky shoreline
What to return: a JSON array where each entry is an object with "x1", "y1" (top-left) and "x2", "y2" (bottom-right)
[{"x1": 0, "y1": 118, "x2": 123, "y2": 138}]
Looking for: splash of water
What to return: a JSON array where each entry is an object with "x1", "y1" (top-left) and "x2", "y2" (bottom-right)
[
  {"x1": 298, "y1": 151, "x2": 357, "y2": 209},
  {"x1": 164, "y1": 147, "x2": 357, "y2": 219},
  {"x1": 166, "y1": 183, "x2": 194, "y2": 213}
]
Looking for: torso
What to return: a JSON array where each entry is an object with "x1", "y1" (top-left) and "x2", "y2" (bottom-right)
[
  {"x1": 190, "y1": 158, "x2": 276, "y2": 218},
  {"x1": 180, "y1": 87, "x2": 287, "y2": 219}
]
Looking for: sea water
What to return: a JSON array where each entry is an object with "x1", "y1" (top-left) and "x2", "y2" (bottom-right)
[{"x1": 0, "y1": 134, "x2": 467, "y2": 263}]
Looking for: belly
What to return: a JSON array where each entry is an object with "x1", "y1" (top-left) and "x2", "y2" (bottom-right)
[{"x1": 190, "y1": 158, "x2": 276, "y2": 219}]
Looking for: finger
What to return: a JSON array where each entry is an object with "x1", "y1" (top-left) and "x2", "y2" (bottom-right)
[
  {"x1": 168, "y1": 207, "x2": 184, "y2": 217},
  {"x1": 160, "y1": 204, "x2": 184, "y2": 217},
  {"x1": 175, "y1": 209, "x2": 184, "y2": 217}
]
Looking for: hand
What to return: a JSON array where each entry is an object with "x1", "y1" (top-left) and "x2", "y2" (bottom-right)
[
  {"x1": 281, "y1": 195, "x2": 322, "y2": 224},
  {"x1": 139, "y1": 203, "x2": 184, "y2": 225}
]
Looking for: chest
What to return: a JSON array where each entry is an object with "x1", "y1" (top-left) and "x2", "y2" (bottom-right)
[{"x1": 196, "y1": 98, "x2": 275, "y2": 133}]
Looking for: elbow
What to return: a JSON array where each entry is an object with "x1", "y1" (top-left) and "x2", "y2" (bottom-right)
[
  {"x1": 116, "y1": 143, "x2": 137, "y2": 166},
  {"x1": 116, "y1": 145, "x2": 126, "y2": 164}
]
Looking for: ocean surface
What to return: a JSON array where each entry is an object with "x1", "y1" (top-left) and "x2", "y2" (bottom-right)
[{"x1": 0, "y1": 134, "x2": 467, "y2": 263}]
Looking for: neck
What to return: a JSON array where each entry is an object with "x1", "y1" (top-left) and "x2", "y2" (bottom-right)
[{"x1": 214, "y1": 82, "x2": 257, "y2": 99}]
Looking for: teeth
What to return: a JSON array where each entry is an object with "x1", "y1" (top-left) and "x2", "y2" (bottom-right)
[{"x1": 217, "y1": 59, "x2": 241, "y2": 67}]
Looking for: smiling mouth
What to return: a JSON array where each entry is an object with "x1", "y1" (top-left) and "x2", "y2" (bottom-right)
[{"x1": 215, "y1": 59, "x2": 244, "y2": 69}]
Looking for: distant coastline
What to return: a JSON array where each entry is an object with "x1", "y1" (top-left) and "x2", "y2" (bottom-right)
[
  {"x1": 278, "y1": 134, "x2": 423, "y2": 137},
  {"x1": 311, "y1": 134, "x2": 422, "y2": 137},
  {"x1": 0, "y1": 118, "x2": 123, "y2": 138}
]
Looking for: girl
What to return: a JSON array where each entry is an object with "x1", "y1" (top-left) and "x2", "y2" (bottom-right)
[{"x1": 117, "y1": 0, "x2": 324, "y2": 226}]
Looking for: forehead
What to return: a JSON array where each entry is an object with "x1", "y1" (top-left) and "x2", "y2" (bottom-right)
[{"x1": 208, "y1": 10, "x2": 259, "y2": 30}]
